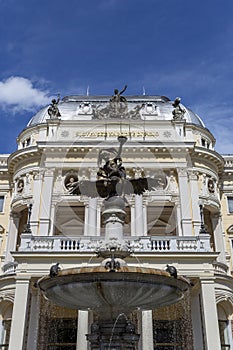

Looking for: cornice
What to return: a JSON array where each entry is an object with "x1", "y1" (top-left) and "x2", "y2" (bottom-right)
[{"x1": 7, "y1": 146, "x2": 42, "y2": 173}]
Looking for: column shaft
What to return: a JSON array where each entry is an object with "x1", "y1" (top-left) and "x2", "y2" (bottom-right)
[
  {"x1": 134, "y1": 195, "x2": 144, "y2": 236},
  {"x1": 26, "y1": 290, "x2": 40, "y2": 350},
  {"x1": 189, "y1": 172, "x2": 201, "y2": 235},
  {"x1": 87, "y1": 198, "x2": 97, "y2": 236},
  {"x1": 200, "y1": 279, "x2": 221, "y2": 350},
  {"x1": 39, "y1": 170, "x2": 54, "y2": 235},
  {"x1": 141, "y1": 310, "x2": 154, "y2": 350},
  {"x1": 8, "y1": 277, "x2": 30, "y2": 350},
  {"x1": 177, "y1": 169, "x2": 192, "y2": 234},
  {"x1": 31, "y1": 172, "x2": 43, "y2": 235},
  {"x1": 191, "y1": 292, "x2": 204, "y2": 350},
  {"x1": 76, "y1": 310, "x2": 89, "y2": 350},
  {"x1": 5, "y1": 213, "x2": 20, "y2": 262},
  {"x1": 211, "y1": 214, "x2": 227, "y2": 264}
]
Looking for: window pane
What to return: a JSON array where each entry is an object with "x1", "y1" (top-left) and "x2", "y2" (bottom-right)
[
  {"x1": 228, "y1": 197, "x2": 233, "y2": 213},
  {"x1": 0, "y1": 197, "x2": 4, "y2": 212}
]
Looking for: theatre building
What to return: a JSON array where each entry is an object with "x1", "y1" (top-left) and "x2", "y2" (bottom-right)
[{"x1": 0, "y1": 92, "x2": 233, "y2": 349}]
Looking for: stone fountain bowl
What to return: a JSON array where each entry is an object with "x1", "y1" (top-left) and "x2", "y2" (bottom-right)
[{"x1": 38, "y1": 266, "x2": 190, "y2": 314}]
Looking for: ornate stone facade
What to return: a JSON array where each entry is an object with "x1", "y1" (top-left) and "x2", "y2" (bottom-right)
[{"x1": 0, "y1": 94, "x2": 232, "y2": 349}]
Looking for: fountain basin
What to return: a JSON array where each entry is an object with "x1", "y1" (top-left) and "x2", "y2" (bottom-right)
[{"x1": 38, "y1": 266, "x2": 189, "y2": 314}]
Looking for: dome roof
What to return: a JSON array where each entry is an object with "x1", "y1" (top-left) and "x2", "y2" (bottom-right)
[{"x1": 27, "y1": 95, "x2": 205, "y2": 127}]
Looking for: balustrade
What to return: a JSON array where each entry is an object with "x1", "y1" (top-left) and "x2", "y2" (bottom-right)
[{"x1": 18, "y1": 234, "x2": 211, "y2": 253}]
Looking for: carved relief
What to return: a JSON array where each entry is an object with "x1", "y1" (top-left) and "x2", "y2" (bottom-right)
[
  {"x1": 64, "y1": 172, "x2": 79, "y2": 194},
  {"x1": 168, "y1": 172, "x2": 178, "y2": 193},
  {"x1": 208, "y1": 179, "x2": 215, "y2": 194},
  {"x1": 141, "y1": 103, "x2": 158, "y2": 115},
  {"x1": 79, "y1": 102, "x2": 93, "y2": 114},
  {"x1": 17, "y1": 179, "x2": 24, "y2": 194}
]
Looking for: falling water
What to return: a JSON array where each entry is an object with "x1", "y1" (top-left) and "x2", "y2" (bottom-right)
[
  {"x1": 130, "y1": 253, "x2": 143, "y2": 265},
  {"x1": 153, "y1": 290, "x2": 193, "y2": 350},
  {"x1": 108, "y1": 313, "x2": 129, "y2": 350}
]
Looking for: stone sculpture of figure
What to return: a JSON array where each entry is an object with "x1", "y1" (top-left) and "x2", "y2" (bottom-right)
[
  {"x1": 109, "y1": 85, "x2": 128, "y2": 116},
  {"x1": 48, "y1": 96, "x2": 61, "y2": 119},
  {"x1": 68, "y1": 136, "x2": 159, "y2": 199},
  {"x1": 99, "y1": 157, "x2": 126, "y2": 181},
  {"x1": 17, "y1": 179, "x2": 24, "y2": 193},
  {"x1": 110, "y1": 85, "x2": 128, "y2": 103},
  {"x1": 172, "y1": 97, "x2": 186, "y2": 120},
  {"x1": 65, "y1": 175, "x2": 79, "y2": 194}
]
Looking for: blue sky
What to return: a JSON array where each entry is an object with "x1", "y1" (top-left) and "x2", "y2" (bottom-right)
[{"x1": 0, "y1": 0, "x2": 233, "y2": 154}]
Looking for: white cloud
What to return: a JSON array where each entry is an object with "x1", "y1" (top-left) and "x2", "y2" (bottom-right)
[{"x1": 0, "y1": 76, "x2": 51, "y2": 113}]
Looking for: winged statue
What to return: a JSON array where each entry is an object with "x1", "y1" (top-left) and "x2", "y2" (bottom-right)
[{"x1": 68, "y1": 136, "x2": 166, "y2": 198}]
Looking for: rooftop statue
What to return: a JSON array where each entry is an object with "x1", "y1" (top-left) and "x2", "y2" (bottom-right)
[
  {"x1": 47, "y1": 96, "x2": 61, "y2": 119},
  {"x1": 172, "y1": 97, "x2": 186, "y2": 120},
  {"x1": 110, "y1": 85, "x2": 128, "y2": 103},
  {"x1": 93, "y1": 85, "x2": 143, "y2": 120},
  {"x1": 68, "y1": 136, "x2": 162, "y2": 198}
]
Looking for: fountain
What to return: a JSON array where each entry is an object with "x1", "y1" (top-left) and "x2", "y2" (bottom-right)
[{"x1": 38, "y1": 136, "x2": 190, "y2": 349}]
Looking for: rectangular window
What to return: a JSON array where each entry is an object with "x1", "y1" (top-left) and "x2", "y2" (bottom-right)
[
  {"x1": 227, "y1": 197, "x2": 233, "y2": 214},
  {"x1": 0, "y1": 196, "x2": 4, "y2": 213}
]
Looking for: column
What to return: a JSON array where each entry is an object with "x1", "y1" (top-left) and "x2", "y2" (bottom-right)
[
  {"x1": 211, "y1": 213, "x2": 227, "y2": 264},
  {"x1": 5, "y1": 213, "x2": 20, "y2": 262},
  {"x1": 8, "y1": 277, "x2": 30, "y2": 350},
  {"x1": 174, "y1": 201, "x2": 182, "y2": 236},
  {"x1": 200, "y1": 278, "x2": 221, "y2": 350},
  {"x1": 84, "y1": 201, "x2": 89, "y2": 236},
  {"x1": 140, "y1": 310, "x2": 154, "y2": 350},
  {"x1": 191, "y1": 291, "x2": 204, "y2": 350},
  {"x1": 26, "y1": 289, "x2": 40, "y2": 350},
  {"x1": 87, "y1": 198, "x2": 98, "y2": 236},
  {"x1": 143, "y1": 202, "x2": 147, "y2": 236},
  {"x1": 134, "y1": 195, "x2": 144, "y2": 236},
  {"x1": 48, "y1": 202, "x2": 56, "y2": 236},
  {"x1": 86, "y1": 168, "x2": 98, "y2": 236},
  {"x1": 39, "y1": 169, "x2": 54, "y2": 235},
  {"x1": 76, "y1": 310, "x2": 89, "y2": 350},
  {"x1": 31, "y1": 171, "x2": 43, "y2": 236},
  {"x1": 177, "y1": 168, "x2": 193, "y2": 235},
  {"x1": 131, "y1": 204, "x2": 135, "y2": 236},
  {"x1": 188, "y1": 171, "x2": 201, "y2": 236},
  {"x1": 96, "y1": 202, "x2": 101, "y2": 236}
]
